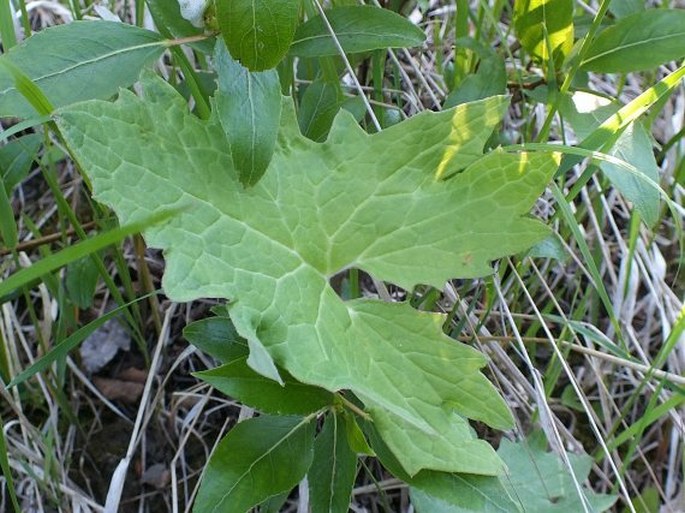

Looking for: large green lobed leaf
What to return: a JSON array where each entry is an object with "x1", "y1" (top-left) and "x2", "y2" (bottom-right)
[{"x1": 56, "y1": 73, "x2": 558, "y2": 476}]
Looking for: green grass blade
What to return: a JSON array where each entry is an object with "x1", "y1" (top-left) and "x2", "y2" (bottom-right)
[
  {"x1": 0, "y1": 116, "x2": 50, "y2": 143},
  {"x1": 0, "y1": 412, "x2": 21, "y2": 513},
  {"x1": 558, "y1": 62, "x2": 685, "y2": 174},
  {"x1": 5, "y1": 291, "x2": 155, "y2": 389},
  {"x1": 0, "y1": 0, "x2": 17, "y2": 51},
  {"x1": 0, "y1": 209, "x2": 174, "y2": 300},
  {"x1": 550, "y1": 182, "x2": 624, "y2": 346},
  {"x1": 0, "y1": 58, "x2": 54, "y2": 115},
  {"x1": 0, "y1": 173, "x2": 17, "y2": 248}
]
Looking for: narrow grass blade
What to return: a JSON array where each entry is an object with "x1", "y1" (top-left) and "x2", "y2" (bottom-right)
[
  {"x1": 0, "y1": 0, "x2": 17, "y2": 51},
  {"x1": 0, "y1": 58, "x2": 54, "y2": 115},
  {"x1": 559, "y1": 63, "x2": 685, "y2": 174},
  {"x1": 0, "y1": 412, "x2": 21, "y2": 512},
  {"x1": 0, "y1": 174, "x2": 17, "y2": 248},
  {"x1": 0, "y1": 209, "x2": 174, "y2": 299},
  {"x1": 0, "y1": 116, "x2": 51, "y2": 143},
  {"x1": 5, "y1": 291, "x2": 154, "y2": 389}
]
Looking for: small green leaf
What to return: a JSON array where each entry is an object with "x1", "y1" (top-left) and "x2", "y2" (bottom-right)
[
  {"x1": 514, "y1": 0, "x2": 574, "y2": 66},
  {"x1": 215, "y1": 0, "x2": 301, "y2": 71},
  {"x1": 183, "y1": 316, "x2": 248, "y2": 364},
  {"x1": 581, "y1": 9, "x2": 685, "y2": 72},
  {"x1": 65, "y1": 256, "x2": 101, "y2": 309},
  {"x1": 600, "y1": 123, "x2": 661, "y2": 226},
  {"x1": 298, "y1": 79, "x2": 344, "y2": 142},
  {"x1": 0, "y1": 177, "x2": 17, "y2": 249},
  {"x1": 560, "y1": 92, "x2": 661, "y2": 226},
  {"x1": 444, "y1": 38, "x2": 506, "y2": 108},
  {"x1": 0, "y1": 21, "x2": 165, "y2": 118},
  {"x1": 498, "y1": 436, "x2": 617, "y2": 512},
  {"x1": 527, "y1": 233, "x2": 568, "y2": 261},
  {"x1": 290, "y1": 6, "x2": 426, "y2": 58},
  {"x1": 194, "y1": 415, "x2": 315, "y2": 513},
  {"x1": 215, "y1": 41, "x2": 281, "y2": 186},
  {"x1": 0, "y1": 134, "x2": 42, "y2": 194},
  {"x1": 195, "y1": 357, "x2": 334, "y2": 415},
  {"x1": 411, "y1": 471, "x2": 521, "y2": 513},
  {"x1": 147, "y1": 0, "x2": 214, "y2": 53},
  {"x1": 309, "y1": 413, "x2": 358, "y2": 513},
  {"x1": 342, "y1": 411, "x2": 374, "y2": 456}
]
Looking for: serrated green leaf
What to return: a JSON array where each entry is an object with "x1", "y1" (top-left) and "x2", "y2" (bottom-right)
[
  {"x1": 194, "y1": 415, "x2": 315, "y2": 513},
  {"x1": 309, "y1": 413, "x2": 358, "y2": 513},
  {"x1": 514, "y1": 0, "x2": 574, "y2": 66},
  {"x1": 581, "y1": 9, "x2": 685, "y2": 73},
  {"x1": 290, "y1": 6, "x2": 426, "y2": 58},
  {"x1": 0, "y1": 21, "x2": 165, "y2": 118},
  {"x1": 195, "y1": 357, "x2": 333, "y2": 415},
  {"x1": 216, "y1": 0, "x2": 300, "y2": 71},
  {"x1": 215, "y1": 41, "x2": 281, "y2": 186},
  {"x1": 56, "y1": 74, "x2": 559, "y2": 476},
  {"x1": 498, "y1": 437, "x2": 617, "y2": 512}
]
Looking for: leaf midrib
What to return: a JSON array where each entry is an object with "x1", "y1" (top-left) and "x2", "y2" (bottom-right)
[
  {"x1": 211, "y1": 416, "x2": 312, "y2": 513},
  {"x1": 0, "y1": 40, "x2": 164, "y2": 97},
  {"x1": 583, "y1": 31, "x2": 685, "y2": 66}
]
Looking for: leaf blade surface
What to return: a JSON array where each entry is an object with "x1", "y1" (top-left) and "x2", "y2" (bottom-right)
[
  {"x1": 56, "y1": 74, "x2": 559, "y2": 476},
  {"x1": 0, "y1": 21, "x2": 164, "y2": 118},
  {"x1": 291, "y1": 6, "x2": 425, "y2": 58},
  {"x1": 581, "y1": 9, "x2": 685, "y2": 72},
  {"x1": 193, "y1": 415, "x2": 315, "y2": 513}
]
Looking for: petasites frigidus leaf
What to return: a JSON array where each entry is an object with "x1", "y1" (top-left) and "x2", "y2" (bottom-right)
[
  {"x1": 193, "y1": 415, "x2": 315, "y2": 513},
  {"x1": 56, "y1": 73, "x2": 559, "y2": 476}
]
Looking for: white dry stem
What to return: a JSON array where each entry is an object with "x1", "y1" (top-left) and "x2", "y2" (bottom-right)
[
  {"x1": 492, "y1": 279, "x2": 596, "y2": 513},
  {"x1": 103, "y1": 304, "x2": 176, "y2": 513}
]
